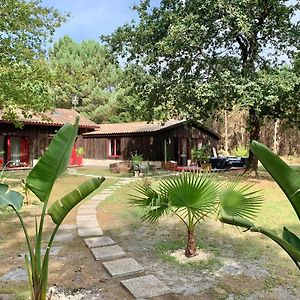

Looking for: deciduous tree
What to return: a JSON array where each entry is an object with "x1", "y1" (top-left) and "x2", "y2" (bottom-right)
[
  {"x1": 0, "y1": 0, "x2": 66, "y2": 120},
  {"x1": 104, "y1": 0, "x2": 300, "y2": 173}
]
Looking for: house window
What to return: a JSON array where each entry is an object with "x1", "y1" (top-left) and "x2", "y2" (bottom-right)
[
  {"x1": 108, "y1": 138, "x2": 121, "y2": 157},
  {"x1": 7, "y1": 136, "x2": 29, "y2": 167}
]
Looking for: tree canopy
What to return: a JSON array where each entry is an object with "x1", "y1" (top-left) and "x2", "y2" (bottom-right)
[
  {"x1": 48, "y1": 36, "x2": 136, "y2": 123},
  {"x1": 104, "y1": 0, "x2": 300, "y2": 172},
  {"x1": 0, "y1": 0, "x2": 66, "y2": 120}
]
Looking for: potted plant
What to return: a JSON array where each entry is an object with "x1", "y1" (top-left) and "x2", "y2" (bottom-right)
[
  {"x1": 131, "y1": 152, "x2": 144, "y2": 177},
  {"x1": 191, "y1": 145, "x2": 211, "y2": 171}
]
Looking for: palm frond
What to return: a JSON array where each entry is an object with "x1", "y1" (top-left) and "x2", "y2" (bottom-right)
[
  {"x1": 219, "y1": 182, "x2": 263, "y2": 220},
  {"x1": 160, "y1": 173, "x2": 220, "y2": 219},
  {"x1": 129, "y1": 181, "x2": 170, "y2": 222}
]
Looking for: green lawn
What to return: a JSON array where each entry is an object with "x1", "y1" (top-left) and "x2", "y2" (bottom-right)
[
  {"x1": 76, "y1": 166, "x2": 133, "y2": 178},
  {"x1": 97, "y1": 173, "x2": 300, "y2": 292},
  {"x1": 258, "y1": 164, "x2": 300, "y2": 176},
  {"x1": 1, "y1": 166, "x2": 300, "y2": 298}
]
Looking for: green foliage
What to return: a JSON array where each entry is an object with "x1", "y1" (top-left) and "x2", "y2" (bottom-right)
[
  {"x1": 76, "y1": 147, "x2": 85, "y2": 156},
  {"x1": 191, "y1": 145, "x2": 210, "y2": 164},
  {"x1": 219, "y1": 183, "x2": 262, "y2": 220},
  {"x1": 48, "y1": 177, "x2": 104, "y2": 224},
  {"x1": 48, "y1": 36, "x2": 136, "y2": 123},
  {"x1": 130, "y1": 173, "x2": 220, "y2": 256},
  {"x1": 130, "y1": 152, "x2": 144, "y2": 170},
  {"x1": 251, "y1": 141, "x2": 300, "y2": 219},
  {"x1": 131, "y1": 172, "x2": 264, "y2": 257},
  {"x1": 219, "y1": 141, "x2": 300, "y2": 270},
  {"x1": 105, "y1": 0, "x2": 300, "y2": 120},
  {"x1": 0, "y1": 0, "x2": 67, "y2": 120},
  {"x1": 26, "y1": 118, "x2": 79, "y2": 203},
  {"x1": 0, "y1": 183, "x2": 24, "y2": 210},
  {"x1": 0, "y1": 0, "x2": 66, "y2": 64},
  {"x1": 131, "y1": 153, "x2": 144, "y2": 163},
  {"x1": 232, "y1": 145, "x2": 249, "y2": 157},
  {"x1": 105, "y1": 0, "x2": 300, "y2": 171},
  {"x1": 160, "y1": 174, "x2": 219, "y2": 217},
  {"x1": 0, "y1": 120, "x2": 105, "y2": 300}
]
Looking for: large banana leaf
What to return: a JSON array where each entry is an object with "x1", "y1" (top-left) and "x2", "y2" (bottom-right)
[
  {"x1": 0, "y1": 183, "x2": 23, "y2": 210},
  {"x1": 26, "y1": 118, "x2": 79, "y2": 203},
  {"x1": 251, "y1": 226, "x2": 300, "y2": 268},
  {"x1": 218, "y1": 212, "x2": 256, "y2": 228},
  {"x1": 220, "y1": 214, "x2": 300, "y2": 268},
  {"x1": 218, "y1": 178, "x2": 300, "y2": 269},
  {"x1": 48, "y1": 177, "x2": 104, "y2": 224},
  {"x1": 250, "y1": 141, "x2": 300, "y2": 219}
]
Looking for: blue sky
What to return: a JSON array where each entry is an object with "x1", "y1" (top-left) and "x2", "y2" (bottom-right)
[{"x1": 42, "y1": 0, "x2": 160, "y2": 45}]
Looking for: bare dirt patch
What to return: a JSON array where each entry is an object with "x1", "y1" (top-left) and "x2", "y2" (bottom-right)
[
  {"x1": 1, "y1": 173, "x2": 300, "y2": 299},
  {"x1": 169, "y1": 249, "x2": 212, "y2": 264}
]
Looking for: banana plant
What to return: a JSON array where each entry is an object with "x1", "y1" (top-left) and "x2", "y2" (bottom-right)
[
  {"x1": 219, "y1": 141, "x2": 300, "y2": 270},
  {"x1": 0, "y1": 118, "x2": 105, "y2": 300}
]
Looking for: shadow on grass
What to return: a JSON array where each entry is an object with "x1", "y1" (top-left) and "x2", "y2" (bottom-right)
[{"x1": 101, "y1": 201, "x2": 300, "y2": 287}]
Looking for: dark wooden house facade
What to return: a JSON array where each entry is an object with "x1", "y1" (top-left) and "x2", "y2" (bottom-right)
[
  {"x1": 0, "y1": 109, "x2": 98, "y2": 168},
  {"x1": 82, "y1": 120, "x2": 220, "y2": 166}
]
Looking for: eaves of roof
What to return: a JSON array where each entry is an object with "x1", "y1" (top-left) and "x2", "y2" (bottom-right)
[{"x1": 83, "y1": 120, "x2": 220, "y2": 140}]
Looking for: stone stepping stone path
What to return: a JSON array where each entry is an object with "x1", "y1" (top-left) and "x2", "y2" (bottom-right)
[
  {"x1": 91, "y1": 245, "x2": 126, "y2": 261},
  {"x1": 121, "y1": 275, "x2": 170, "y2": 299},
  {"x1": 76, "y1": 178, "x2": 170, "y2": 298},
  {"x1": 103, "y1": 258, "x2": 144, "y2": 278},
  {"x1": 0, "y1": 294, "x2": 13, "y2": 300},
  {"x1": 77, "y1": 209, "x2": 96, "y2": 216},
  {"x1": 77, "y1": 220, "x2": 100, "y2": 229},
  {"x1": 78, "y1": 227, "x2": 103, "y2": 237},
  {"x1": 76, "y1": 215, "x2": 98, "y2": 222},
  {"x1": 0, "y1": 268, "x2": 27, "y2": 282},
  {"x1": 54, "y1": 224, "x2": 77, "y2": 242},
  {"x1": 84, "y1": 236, "x2": 115, "y2": 248},
  {"x1": 80, "y1": 203, "x2": 99, "y2": 209}
]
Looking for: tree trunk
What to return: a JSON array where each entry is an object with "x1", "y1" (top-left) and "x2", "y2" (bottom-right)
[
  {"x1": 185, "y1": 228, "x2": 197, "y2": 257},
  {"x1": 273, "y1": 119, "x2": 279, "y2": 154},
  {"x1": 224, "y1": 110, "x2": 229, "y2": 154},
  {"x1": 245, "y1": 108, "x2": 260, "y2": 176}
]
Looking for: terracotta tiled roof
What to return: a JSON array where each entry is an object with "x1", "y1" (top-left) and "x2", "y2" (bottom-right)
[
  {"x1": 84, "y1": 120, "x2": 220, "y2": 139},
  {"x1": 0, "y1": 108, "x2": 98, "y2": 128}
]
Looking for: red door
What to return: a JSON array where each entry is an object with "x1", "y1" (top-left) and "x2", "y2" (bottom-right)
[
  {"x1": 69, "y1": 145, "x2": 83, "y2": 166},
  {"x1": 70, "y1": 146, "x2": 77, "y2": 165}
]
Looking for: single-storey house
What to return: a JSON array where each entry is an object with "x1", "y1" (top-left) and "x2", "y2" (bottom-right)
[
  {"x1": 82, "y1": 120, "x2": 220, "y2": 166},
  {"x1": 0, "y1": 108, "x2": 98, "y2": 168}
]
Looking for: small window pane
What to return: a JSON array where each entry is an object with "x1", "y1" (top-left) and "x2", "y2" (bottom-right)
[
  {"x1": 110, "y1": 139, "x2": 115, "y2": 156},
  {"x1": 116, "y1": 139, "x2": 121, "y2": 156},
  {"x1": 10, "y1": 137, "x2": 21, "y2": 164}
]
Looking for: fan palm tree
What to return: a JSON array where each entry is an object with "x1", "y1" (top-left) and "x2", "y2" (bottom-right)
[
  {"x1": 131, "y1": 173, "x2": 263, "y2": 258},
  {"x1": 218, "y1": 180, "x2": 263, "y2": 228},
  {"x1": 131, "y1": 173, "x2": 220, "y2": 257}
]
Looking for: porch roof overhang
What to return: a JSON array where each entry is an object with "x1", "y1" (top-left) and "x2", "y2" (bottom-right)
[
  {"x1": 83, "y1": 120, "x2": 221, "y2": 140},
  {"x1": 0, "y1": 108, "x2": 99, "y2": 129}
]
